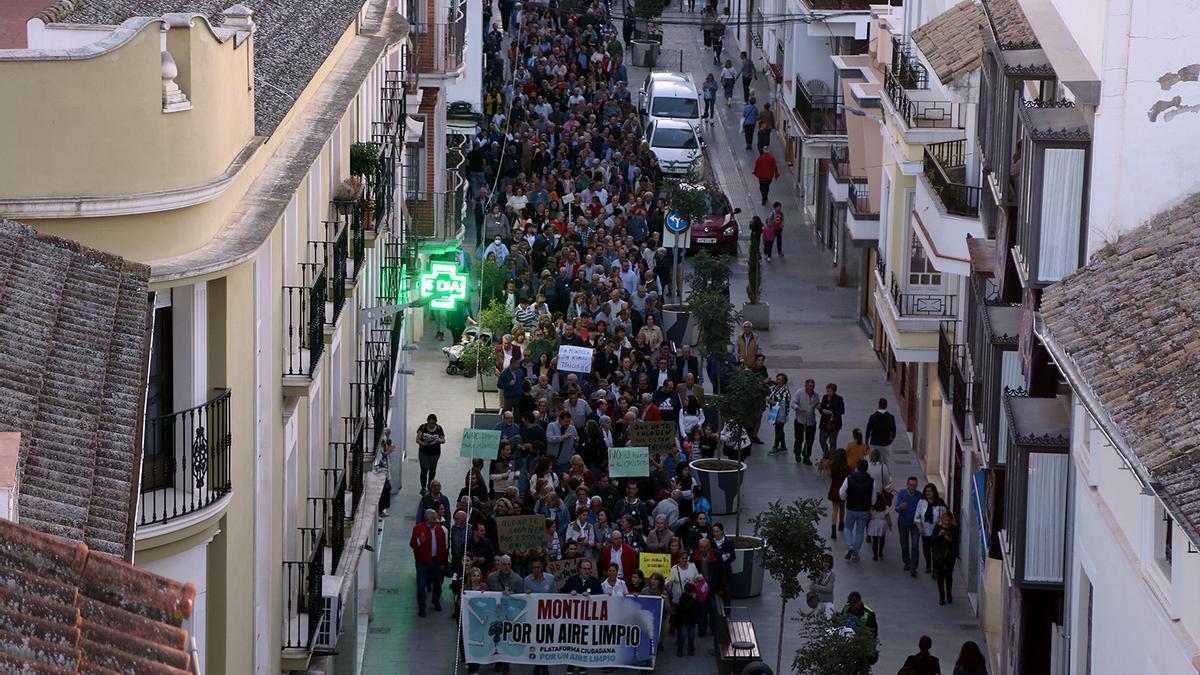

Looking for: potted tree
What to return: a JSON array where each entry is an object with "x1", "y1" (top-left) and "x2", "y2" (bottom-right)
[
  {"x1": 686, "y1": 251, "x2": 738, "y2": 395},
  {"x1": 750, "y1": 498, "x2": 830, "y2": 667},
  {"x1": 743, "y1": 225, "x2": 770, "y2": 329},
  {"x1": 630, "y1": 0, "x2": 665, "y2": 64},
  {"x1": 350, "y1": 142, "x2": 379, "y2": 179},
  {"x1": 473, "y1": 302, "x2": 513, "y2": 393},
  {"x1": 792, "y1": 612, "x2": 879, "y2": 675},
  {"x1": 690, "y1": 368, "x2": 765, "y2": 517}
]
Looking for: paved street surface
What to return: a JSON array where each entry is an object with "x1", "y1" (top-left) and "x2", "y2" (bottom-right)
[{"x1": 360, "y1": 7, "x2": 984, "y2": 673}]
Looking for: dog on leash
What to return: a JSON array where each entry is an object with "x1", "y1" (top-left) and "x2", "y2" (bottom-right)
[{"x1": 814, "y1": 458, "x2": 831, "y2": 480}]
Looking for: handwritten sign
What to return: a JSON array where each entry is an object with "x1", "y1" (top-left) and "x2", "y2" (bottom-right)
[
  {"x1": 639, "y1": 552, "x2": 672, "y2": 577},
  {"x1": 556, "y1": 345, "x2": 594, "y2": 373},
  {"x1": 460, "y1": 428, "x2": 502, "y2": 458},
  {"x1": 628, "y1": 421, "x2": 678, "y2": 454},
  {"x1": 495, "y1": 514, "x2": 549, "y2": 552},
  {"x1": 546, "y1": 557, "x2": 581, "y2": 589},
  {"x1": 608, "y1": 446, "x2": 650, "y2": 478}
]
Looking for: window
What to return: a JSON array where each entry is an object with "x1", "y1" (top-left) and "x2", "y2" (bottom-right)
[
  {"x1": 1156, "y1": 504, "x2": 1174, "y2": 571},
  {"x1": 908, "y1": 229, "x2": 941, "y2": 288},
  {"x1": 649, "y1": 127, "x2": 699, "y2": 149},
  {"x1": 649, "y1": 97, "x2": 699, "y2": 119},
  {"x1": 1038, "y1": 148, "x2": 1086, "y2": 281}
]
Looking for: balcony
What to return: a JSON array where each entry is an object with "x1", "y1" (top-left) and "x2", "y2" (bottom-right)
[
  {"x1": 804, "y1": 0, "x2": 873, "y2": 9},
  {"x1": 138, "y1": 390, "x2": 232, "y2": 530},
  {"x1": 891, "y1": 36, "x2": 929, "y2": 91},
  {"x1": 283, "y1": 262, "x2": 327, "y2": 381},
  {"x1": 938, "y1": 321, "x2": 973, "y2": 442},
  {"x1": 883, "y1": 67, "x2": 966, "y2": 138},
  {"x1": 311, "y1": 222, "x2": 349, "y2": 327},
  {"x1": 847, "y1": 178, "x2": 875, "y2": 218},
  {"x1": 282, "y1": 529, "x2": 327, "y2": 653},
  {"x1": 828, "y1": 144, "x2": 852, "y2": 182},
  {"x1": 414, "y1": 7, "x2": 466, "y2": 75},
  {"x1": 924, "y1": 140, "x2": 981, "y2": 217},
  {"x1": 889, "y1": 271, "x2": 956, "y2": 318},
  {"x1": 794, "y1": 79, "x2": 846, "y2": 138}
]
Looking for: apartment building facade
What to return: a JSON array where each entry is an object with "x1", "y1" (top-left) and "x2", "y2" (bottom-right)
[{"x1": 0, "y1": 0, "x2": 473, "y2": 671}]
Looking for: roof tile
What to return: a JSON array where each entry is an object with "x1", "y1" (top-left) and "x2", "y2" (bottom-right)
[
  {"x1": 912, "y1": 1, "x2": 987, "y2": 84},
  {"x1": 980, "y1": 0, "x2": 1040, "y2": 50}
]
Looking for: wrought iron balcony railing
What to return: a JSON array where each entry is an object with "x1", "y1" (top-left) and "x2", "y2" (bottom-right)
[
  {"x1": 282, "y1": 528, "x2": 326, "y2": 651},
  {"x1": 139, "y1": 389, "x2": 232, "y2": 526},
  {"x1": 924, "y1": 139, "x2": 981, "y2": 217},
  {"x1": 889, "y1": 272, "x2": 957, "y2": 318},
  {"x1": 795, "y1": 79, "x2": 846, "y2": 136},
  {"x1": 284, "y1": 262, "x2": 327, "y2": 378},
  {"x1": 884, "y1": 68, "x2": 965, "y2": 130},
  {"x1": 848, "y1": 178, "x2": 876, "y2": 217}
]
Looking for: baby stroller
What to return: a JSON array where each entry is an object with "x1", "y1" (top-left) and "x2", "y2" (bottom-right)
[{"x1": 443, "y1": 326, "x2": 493, "y2": 376}]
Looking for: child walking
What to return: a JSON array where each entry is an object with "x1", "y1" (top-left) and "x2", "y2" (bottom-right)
[{"x1": 867, "y1": 490, "x2": 894, "y2": 561}]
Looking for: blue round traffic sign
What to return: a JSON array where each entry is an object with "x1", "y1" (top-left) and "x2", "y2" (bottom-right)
[{"x1": 665, "y1": 211, "x2": 688, "y2": 233}]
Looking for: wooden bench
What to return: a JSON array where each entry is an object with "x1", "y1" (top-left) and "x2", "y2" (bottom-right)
[{"x1": 713, "y1": 602, "x2": 762, "y2": 675}]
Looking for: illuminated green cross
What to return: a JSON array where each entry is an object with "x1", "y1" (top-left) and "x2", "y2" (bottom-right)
[{"x1": 419, "y1": 261, "x2": 468, "y2": 310}]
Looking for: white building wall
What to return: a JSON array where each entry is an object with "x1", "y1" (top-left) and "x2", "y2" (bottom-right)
[
  {"x1": 141, "y1": 537, "x2": 213, "y2": 674},
  {"x1": 1082, "y1": 0, "x2": 1200, "y2": 253},
  {"x1": 1067, "y1": 405, "x2": 1200, "y2": 674}
]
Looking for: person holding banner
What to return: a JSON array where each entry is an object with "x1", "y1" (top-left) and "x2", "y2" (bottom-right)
[{"x1": 601, "y1": 562, "x2": 629, "y2": 596}]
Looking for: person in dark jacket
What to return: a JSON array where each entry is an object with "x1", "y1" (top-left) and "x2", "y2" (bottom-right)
[
  {"x1": 838, "y1": 460, "x2": 876, "y2": 562},
  {"x1": 902, "y1": 635, "x2": 942, "y2": 675},
  {"x1": 816, "y1": 382, "x2": 845, "y2": 459},
  {"x1": 931, "y1": 511, "x2": 960, "y2": 605},
  {"x1": 675, "y1": 582, "x2": 701, "y2": 656},
  {"x1": 562, "y1": 558, "x2": 604, "y2": 595},
  {"x1": 864, "y1": 398, "x2": 897, "y2": 454}
]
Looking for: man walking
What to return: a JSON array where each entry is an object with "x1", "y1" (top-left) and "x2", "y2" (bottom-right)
[
  {"x1": 839, "y1": 460, "x2": 876, "y2": 561},
  {"x1": 409, "y1": 509, "x2": 448, "y2": 616},
  {"x1": 741, "y1": 97, "x2": 758, "y2": 151},
  {"x1": 752, "y1": 146, "x2": 780, "y2": 206},
  {"x1": 864, "y1": 398, "x2": 897, "y2": 456},
  {"x1": 792, "y1": 378, "x2": 819, "y2": 464},
  {"x1": 894, "y1": 476, "x2": 922, "y2": 576},
  {"x1": 497, "y1": 358, "x2": 525, "y2": 412},
  {"x1": 756, "y1": 102, "x2": 775, "y2": 151},
  {"x1": 817, "y1": 382, "x2": 845, "y2": 459},
  {"x1": 738, "y1": 51, "x2": 755, "y2": 102}
]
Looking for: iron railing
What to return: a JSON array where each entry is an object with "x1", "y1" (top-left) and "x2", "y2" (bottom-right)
[
  {"x1": 884, "y1": 68, "x2": 964, "y2": 130},
  {"x1": 848, "y1": 178, "x2": 875, "y2": 217},
  {"x1": 350, "y1": 203, "x2": 366, "y2": 278},
  {"x1": 891, "y1": 35, "x2": 929, "y2": 90},
  {"x1": 795, "y1": 79, "x2": 846, "y2": 136},
  {"x1": 139, "y1": 389, "x2": 232, "y2": 526},
  {"x1": 938, "y1": 321, "x2": 958, "y2": 398},
  {"x1": 829, "y1": 144, "x2": 852, "y2": 181},
  {"x1": 311, "y1": 224, "x2": 347, "y2": 325},
  {"x1": 284, "y1": 263, "x2": 327, "y2": 377},
  {"x1": 924, "y1": 139, "x2": 981, "y2": 217},
  {"x1": 889, "y1": 272, "x2": 957, "y2": 317},
  {"x1": 414, "y1": 9, "x2": 466, "y2": 73},
  {"x1": 282, "y1": 528, "x2": 326, "y2": 651}
]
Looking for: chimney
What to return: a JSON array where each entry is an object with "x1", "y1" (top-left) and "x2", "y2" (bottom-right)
[
  {"x1": 0, "y1": 433, "x2": 21, "y2": 523},
  {"x1": 221, "y1": 4, "x2": 256, "y2": 32}
]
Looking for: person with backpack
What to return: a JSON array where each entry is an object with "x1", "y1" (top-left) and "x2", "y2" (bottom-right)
[
  {"x1": 864, "y1": 398, "x2": 897, "y2": 455},
  {"x1": 839, "y1": 459, "x2": 877, "y2": 562}
]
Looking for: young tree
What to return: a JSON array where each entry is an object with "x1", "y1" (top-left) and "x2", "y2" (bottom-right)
[
  {"x1": 751, "y1": 498, "x2": 829, "y2": 674},
  {"x1": 792, "y1": 612, "x2": 878, "y2": 675}
]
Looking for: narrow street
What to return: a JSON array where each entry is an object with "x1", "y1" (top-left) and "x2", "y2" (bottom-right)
[{"x1": 360, "y1": 5, "x2": 985, "y2": 673}]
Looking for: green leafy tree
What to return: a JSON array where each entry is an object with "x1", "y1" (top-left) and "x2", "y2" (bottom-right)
[
  {"x1": 751, "y1": 498, "x2": 829, "y2": 675},
  {"x1": 350, "y1": 142, "x2": 379, "y2": 178},
  {"x1": 792, "y1": 612, "x2": 878, "y2": 675},
  {"x1": 712, "y1": 369, "x2": 767, "y2": 533},
  {"x1": 479, "y1": 259, "x2": 508, "y2": 307},
  {"x1": 686, "y1": 251, "x2": 737, "y2": 390},
  {"x1": 479, "y1": 301, "x2": 514, "y2": 339}
]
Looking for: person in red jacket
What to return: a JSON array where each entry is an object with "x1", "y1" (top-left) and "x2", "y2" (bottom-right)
[
  {"x1": 600, "y1": 530, "x2": 639, "y2": 582},
  {"x1": 752, "y1": 146, "x2": 781, "y2": 206},
  {"x1": 410, "y1": 508, "x2": 448, "y2": 616}
]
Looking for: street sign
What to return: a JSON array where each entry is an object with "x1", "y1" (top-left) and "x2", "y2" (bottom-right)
[
  {"x1": 419, "y1": 261, "x2": 468, "y2": 311},
  {"x1": 665, "y1": 211, "x2": 688, "y2": 233}
]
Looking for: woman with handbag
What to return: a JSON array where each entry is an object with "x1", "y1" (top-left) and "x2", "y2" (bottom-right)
[{"x1": 767, "y1": 373, "x2": 791, "y2": 454}]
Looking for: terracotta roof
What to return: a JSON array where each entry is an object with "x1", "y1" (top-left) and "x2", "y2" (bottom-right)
[
  {"x1": 0, "y1": 220, "x2": 150, "y2": 561},
  {"x1": 911, "y1": 1, "x2": 986, "y2": 84},
  {"x1": 0, "y1": 517, "x2": 195, "y2": 673},
  {"x1": 56, "y1": 0, "x2": 366, "y2": 136},
  {"x1": 1041, "y1": 193, "x2": 1200, "y2": 545},
  {"x1": 980, "y1": 0, "x2": 1040, "y2": 50}
]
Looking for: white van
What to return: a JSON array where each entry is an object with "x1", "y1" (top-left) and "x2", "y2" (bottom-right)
[{"x1": 638, "y1": 71, "x2": 702, "y2": 136}]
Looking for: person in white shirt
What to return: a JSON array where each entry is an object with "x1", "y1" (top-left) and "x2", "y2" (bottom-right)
[
  {"x1": 601, "y1": 563, "x2": 628, "y2": 596},
  {"x1": 668, "y1": 555, "x2": 700, "y2": 604},
  {"x1": 565, "y1": 507, "x2": 597, "y2": 558}
]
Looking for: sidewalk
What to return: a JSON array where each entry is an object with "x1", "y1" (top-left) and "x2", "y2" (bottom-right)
[{"x1": 358, "y1": 6, "x2": 984, "y2": 674}]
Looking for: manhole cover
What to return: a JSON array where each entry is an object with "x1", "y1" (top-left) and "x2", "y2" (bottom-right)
[
  {"x1": 774, "y1": 344, "x2": 802, "y2": 351},
  {"x1": 369, "y1": 627, "x2": 392, "y2": 634}
]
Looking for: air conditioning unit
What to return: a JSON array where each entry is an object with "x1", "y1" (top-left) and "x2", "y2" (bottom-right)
[{"x1": 314, "y1": 575, "x2": 344, "y2": 650}]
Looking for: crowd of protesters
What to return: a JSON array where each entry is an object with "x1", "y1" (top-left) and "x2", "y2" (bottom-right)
[{"x1": 402, "y1": 0, "x2": 972, "y2": 670}]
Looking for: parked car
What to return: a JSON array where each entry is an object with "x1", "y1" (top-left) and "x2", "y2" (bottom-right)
[
  {"x1": 680, "y1": 186, "x2": 740, "y2": 256},
  {"x1": 645, "y1": 119, "x2": 704, "y2": 178},
  {"x1": 638, "y1": 71, "x2": 702, "y2": 136}
]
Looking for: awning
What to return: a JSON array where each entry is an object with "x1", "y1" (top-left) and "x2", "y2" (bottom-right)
[{"x1": 1003, "y1": 394, "x2": 1070, "y2": 449}]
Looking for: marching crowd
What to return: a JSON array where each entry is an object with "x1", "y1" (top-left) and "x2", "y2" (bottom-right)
[{"x1": 398, "y1": 0, "x2": 985, "y2": 672}]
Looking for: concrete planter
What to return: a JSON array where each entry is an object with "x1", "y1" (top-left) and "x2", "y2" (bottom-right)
[
  {"x1": 741, "y1": 302, "x2": 770, "y2": 330},
  {"x1": 661, "y1": 304, "x2": 696, "y2": 347},
  {"x1": 630, "y1": 39, "x2": 660, "y2": 68},
  {"x1": 727, "y1": 535, "x2": 766, "y2": 598},
  {"x1": 476, "y1": 372, "x2": 498, "y2": 392},
  {"x1": 690, "y1": 458, "x2": 745, "y2": 515}
]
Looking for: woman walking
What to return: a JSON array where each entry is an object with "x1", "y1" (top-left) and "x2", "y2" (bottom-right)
[
  {"x1": 827, "y1": 447, "x2": 851, "y2": 540},
  {"x1": 720, "y1": 60, "x2": 737, "y2": 107},
  {"x1": 915, "y1": 483, "x2": 948, "y2": 574},
  {"x1": 952, "y1": 641, "x2": 989, "y2": 675},
  {"x1": 702, "y1": 74, "x2": 719, "y2": 123},
  {"x1": 766, "y1": 373, "x2": 791, "y2": 453},
  {"x1": 867, "y1": 448, "x2": 892, "y2": 493},
  {"x1": 931, "y1": 511, "x2": 960, "y2": 604}
]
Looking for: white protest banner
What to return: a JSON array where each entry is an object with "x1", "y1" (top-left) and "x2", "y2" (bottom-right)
[
  {"x1": 556, "y1": 345, "x2": 594, "y2": 373},
  {"x1": 462, "y1": 591, "x2": 663, "y2": 670}
]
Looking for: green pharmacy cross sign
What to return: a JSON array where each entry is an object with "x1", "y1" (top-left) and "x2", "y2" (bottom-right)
[{"x1": 419, "y1": 261, "x2": 468, "y2": 310}]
